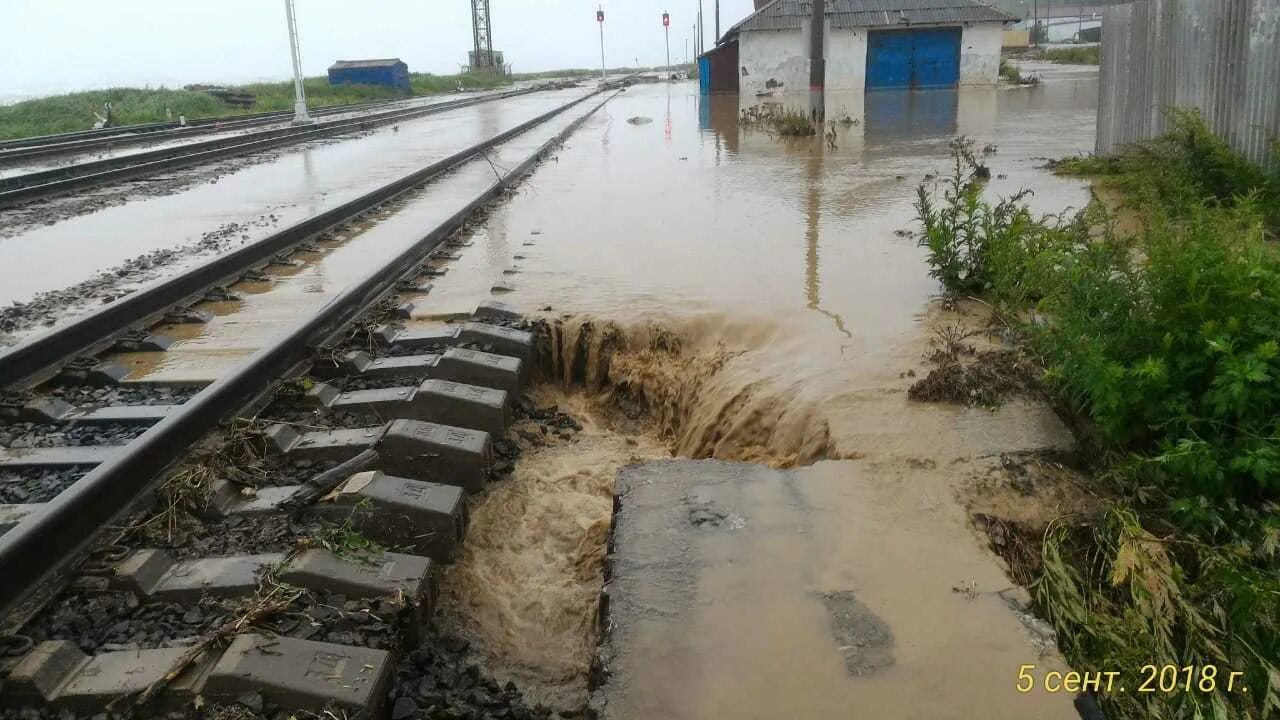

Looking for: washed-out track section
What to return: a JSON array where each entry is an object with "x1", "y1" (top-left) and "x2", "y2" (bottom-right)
[
  {"x1": 0, "y1": 86, "x2": 624, "y2": 718},
  {"x1": 0, "y1": 83, "x2": 565, "y2": 209}
]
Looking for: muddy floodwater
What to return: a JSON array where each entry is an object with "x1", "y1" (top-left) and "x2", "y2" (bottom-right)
[
  {"x1": 37, "y1": 65, "x2": 1099, "y2": 716},
  {"x1": 416, "y1": 67, "x2": 1099, "y2": 715}
]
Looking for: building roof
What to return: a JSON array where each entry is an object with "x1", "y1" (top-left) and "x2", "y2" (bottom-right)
[
  {"x1": 726, "y1": 0, "x2": 1014, "y2": 37},
  {"x1": 329, "y1": 58, "x2": 406, "y2": 71}
]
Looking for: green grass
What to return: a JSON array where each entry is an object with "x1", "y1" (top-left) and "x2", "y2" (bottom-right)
[
  {"x1": 1059, "y1": 110, "x2": 1280, "y2": 234},
  {"x1": 1041, "y1": 45, "x2": 1101, "y2": 65},
  {"x1": 0, "y1": 71, "x2": 517, "y2": 141},
  {"x1": 917, "y1": 122, "x2": 1280, "y2": 719}
]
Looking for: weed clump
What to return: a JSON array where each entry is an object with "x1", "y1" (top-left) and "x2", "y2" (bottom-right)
[
  {"x1": 916, "y1": 113, "x2": 1280, "y2": 719},
  {"x1": 999, "y1": 59, "x2": 1040, "y2": 85},
  {"x1": 740, "y1": 104, "x2": 816, "y2": 137}
]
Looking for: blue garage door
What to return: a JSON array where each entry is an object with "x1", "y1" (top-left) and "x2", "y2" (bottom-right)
[{"x1": 866, "y1": 28, "x2": 962, "y2": 90}]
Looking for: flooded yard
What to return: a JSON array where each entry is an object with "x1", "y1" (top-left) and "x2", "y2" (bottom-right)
[{"x1": 415, "y1": 67, "x2": 1102, "y2": 715}]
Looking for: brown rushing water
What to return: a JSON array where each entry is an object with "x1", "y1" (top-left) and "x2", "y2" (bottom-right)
[{"x1": 422, "y1": 68, "x2": 1099, "y2": 715}]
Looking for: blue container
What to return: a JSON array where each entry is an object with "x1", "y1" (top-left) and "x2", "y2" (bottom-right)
[{"x1": 328, "y1": 59, "x2": 412, "y2": 94}]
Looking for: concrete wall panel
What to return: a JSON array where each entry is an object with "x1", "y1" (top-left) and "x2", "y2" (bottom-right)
[
  {"x1": 960, "y1": 24, "x2": 1004, "y2": 86},
  {"x1": 740, "y1": 29, "x2": 811, "y2": 96}
]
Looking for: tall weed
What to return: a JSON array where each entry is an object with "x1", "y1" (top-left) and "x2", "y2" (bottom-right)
[
  {"x1": 916, "y1": 119, "x2": 1280, "y2": 719},
  {"x1": 1060, "y1": 110, "x2": 1280, "y2": 233}
]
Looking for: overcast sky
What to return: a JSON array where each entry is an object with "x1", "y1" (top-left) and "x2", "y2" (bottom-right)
[{"x1": 0, "y1": 1, "x2": 757, "y2": 101}]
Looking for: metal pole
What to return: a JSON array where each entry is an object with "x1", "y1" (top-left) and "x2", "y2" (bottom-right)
[
  {"x1": 666, "y1": 26, "x2": 672, "y2": 78},
  {"x1": 697, "y1": 1, "x2": 704, "y2": 56},
  {"x1": 599, "y1": 12, "x2": 607, "y2": 82},
  {"x1": 284, "y1": 0, "x2": 311, "y2": 124},
  {"x1": 809, "y1": 0, "x2": 826, "y2": 122},
  {"x1": 1033, "y1": 0, "x2": 1039, "y2": 47},
  {"x1": 715, "y1": 0, "x2": 720, "y2": 44}
]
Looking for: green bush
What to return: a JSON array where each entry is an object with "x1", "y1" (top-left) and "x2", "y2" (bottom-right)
[
  {"x1": 1036, "y1": 199, "x2": 1280, "y2": 500},
  {"x1": 1064, "y1": 110, "x2": 1280, "y2": 233},
  {"x1": 916, "y1": 119, "x2": 1280, "y2": 719},
  {"x1": 915, "y1": 139, "x2": 1044, "y2": 298}
]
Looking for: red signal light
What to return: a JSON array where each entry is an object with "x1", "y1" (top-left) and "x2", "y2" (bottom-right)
[
  {"x1": 662, "y1": 12, "x2": 670, "y2": 27},
  {"x1": 597, "y1": 9, "x2": 605, "y2": 22}
]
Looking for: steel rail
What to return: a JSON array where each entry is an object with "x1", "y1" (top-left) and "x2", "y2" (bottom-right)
[
  {"x1": 0, "y1": 86, "x2": 548, "y2": 207},
  {"x1": 0, "y1": 94, "x2": 458, "y2": 165},
  {"x1": 0, "y1": 88, "x2": 616, "y2": 619},
  {"x1": 0, "y1": 90, "x2": 589, "y2": 390}
]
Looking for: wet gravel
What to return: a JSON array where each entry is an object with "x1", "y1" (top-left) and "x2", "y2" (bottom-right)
[
  {"x1": 134, "y1": 511, "x2": 316, "y2": 560},
  {"x1": 47, "y1": 384, "x2": 199, "y2": 408},
  {"x1": 0, "y1": 144, "x2": 307, "y2": 241},
  {"x1": 388, "y1": 630, "x2": 568, "y2": 720},
  {"x1": 256, "y1": 402, "x2": 374, "y2": 430},
  {"x1": 0, "y1": 214, "x2": 283, "y2": 343},
  {"x1": 22, "y1": 592, "x2": 238, "y2": 654},
  {"x1": 0, "y1": 467, "x2": 89, "y2": 504},
  {"x1": 0, "y1": 422, "x2": 149, "y2": 448},
  {"x1": 322, "y1": 374, "x2": 427, "y2": 392}
]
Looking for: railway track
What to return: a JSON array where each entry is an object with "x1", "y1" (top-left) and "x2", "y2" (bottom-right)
[
  {"x1": 0, "y1": 85, "x2": 619, "y2": 719},
  {"x1": 0, "y1": 92, "x2": 424, "y2": 163},
  {"x1": 0, "y1": 95, "x2": 414, "y2": 156},
  {"x1": 0, "y1": 84, "x2": 559, "y2": 209}
]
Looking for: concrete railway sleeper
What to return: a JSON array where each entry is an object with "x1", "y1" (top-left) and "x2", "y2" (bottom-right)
[
  {"x1": 0, "y1": 92, "x2": 619, "y2": 719},
  {"x1": 0, "y1": 83, "x2": 554, "y2": 208},
  {"x1": 0, "y1": 89, "x2": 603, "y2": 390}
]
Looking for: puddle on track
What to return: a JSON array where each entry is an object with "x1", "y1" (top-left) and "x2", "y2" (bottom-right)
[
  {"x1": 105, "y1": 98, "x2": 606, "y2": 383},
  {"x1": 0, "y1": 87, "x2": 594, "y2": 310},
  {"x1": 418, "y1": 70, "x2": 1098, "y2": 715}
]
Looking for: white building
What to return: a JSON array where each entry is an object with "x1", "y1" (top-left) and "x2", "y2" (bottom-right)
[{"x1": 718, "y1": 0, "x2": 1014, "y2": 96}]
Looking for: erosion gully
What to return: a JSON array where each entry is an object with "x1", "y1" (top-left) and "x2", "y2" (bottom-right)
[
  {"x1": 0, "y1": 65, "x2": 1107, "y2": 720},
  {"x1": 0, "y1": 84, "x2": 619, "y2": 720}
]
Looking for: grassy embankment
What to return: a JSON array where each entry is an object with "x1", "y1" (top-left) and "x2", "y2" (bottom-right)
[
  {"x1": 915, "y1": 113, "x2": 1279, "y2": 719},
  {"x1": 0, "y1": 71, "x2": 514, "y2": 141},
  {"x1": 1016, "y1": 44, "x2": 1101, "y2": 65},
  {"x1": 1042, "y1": 45, "x2": 1101, "y2": 65}
]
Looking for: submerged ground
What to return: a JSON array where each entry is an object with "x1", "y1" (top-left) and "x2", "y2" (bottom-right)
[{"x1": 398, "y1": 67, "x2": 1104, "y2": 714}]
